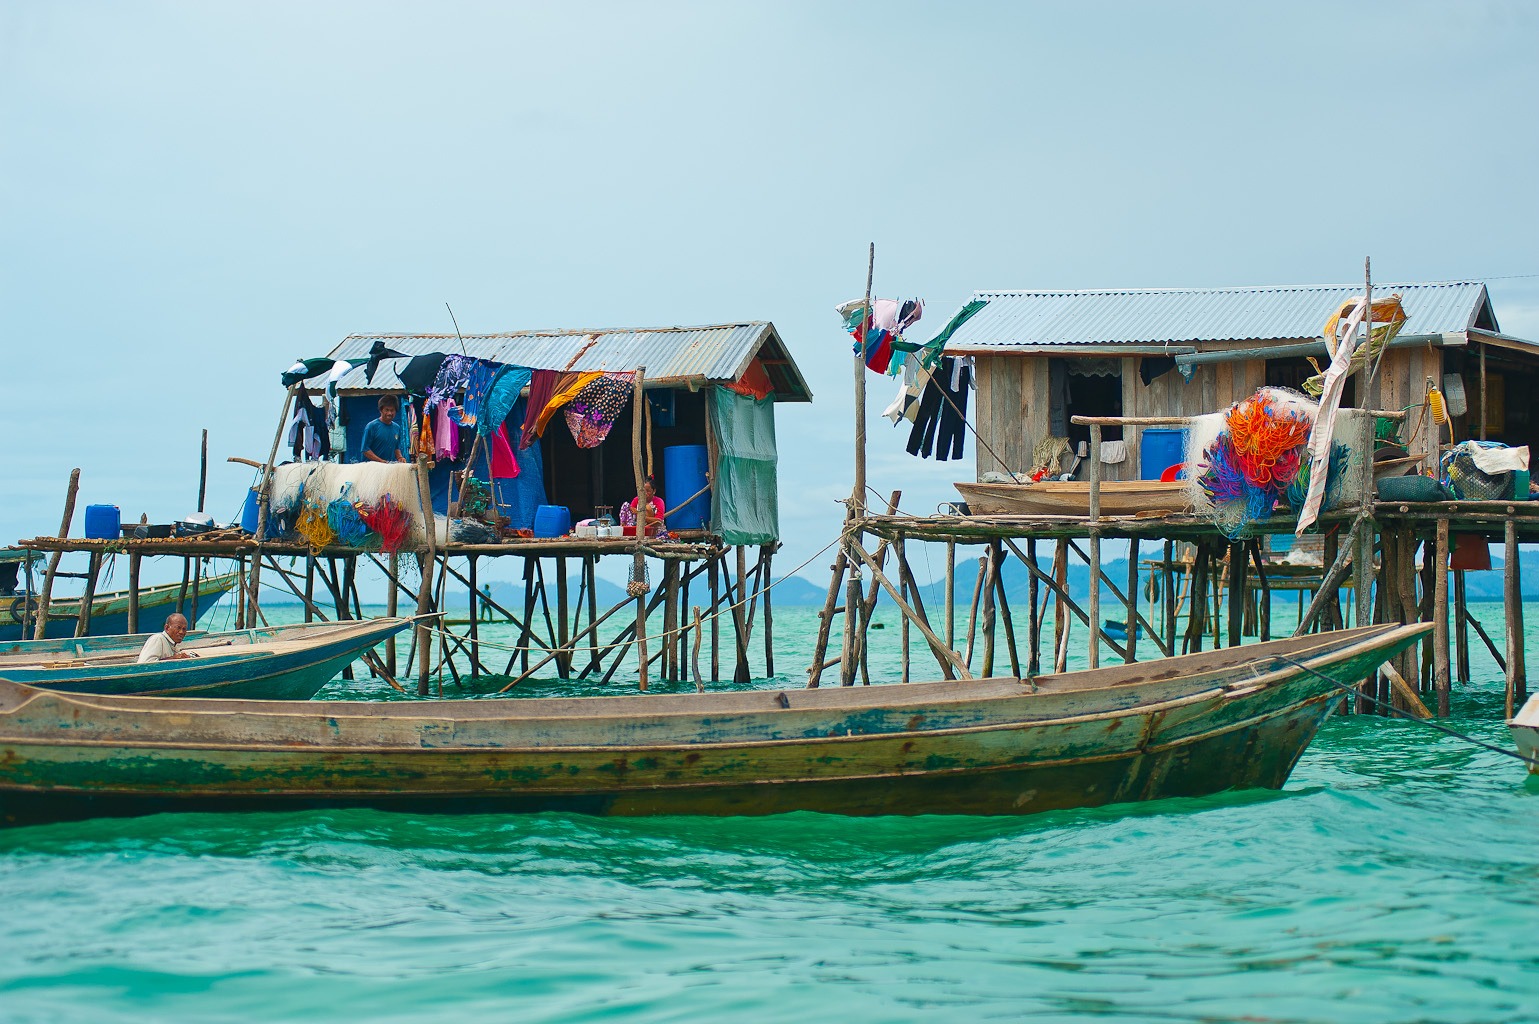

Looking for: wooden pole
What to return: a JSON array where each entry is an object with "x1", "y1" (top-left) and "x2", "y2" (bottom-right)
[
  {"x1": 1504, "y1": 518, "x2": 1526, "y2": 719},
  {"x1": 841, "y1": 552, "x2": 862, "y2": 685},
  {"x1": 73, "y1": 551, "x2": 103, "y2": 638},
  {"x1": 852, "y1": 242, "x2": 874, "y2": 520},
  {"x1": 1087, "y1": 423, "x2": 1102, "y2": 669},
  {"x1": 247, "y1": 387, "x2": 296, "y2": 627},
  {"x1": 1124, "y1": 536, "x2": 1140, "y2": 664},
  {"x1": 762, "y1": 545, "x2": 775, "y2": 678},
  {"x1": 979, "y1": 542, "x2": 997, "y2": 677},
  {"x1": 945, "y1": 539, "x2": 957, "y2": 651},
  {"x1": 631, "y1": 366, "x2": 650, "y2": 691},
  {"x1": 198, "y1": 428, "x2": 209, "y2": 513},
  {"x1": 1226, "y1": 542, "x2": 1244, "y2": 649},
  {"x1": 993, "y1": 540, "x2": 1020, "y2": 677},
  {"x1": 1453, "y1": 568, "x2": 1470, "y2": 685},
  {"x1": 1026, "y1": 538, "x2": 1042, "y2": 676},
  {"x1": 1479, "y1": 343, "x2": 1488, "y2": 442},
  {"x1": 807, "y1": 547, "x2": 847, "y2": 688},
  {"x1": 32, "y1": 467, "x2": 80, "y2": 640},
  {"x1": 897, "y1": 537, "x2": 911, "y2": 683},
  {"x1": 892, "y1": 534, "x2": 952, "y2": 681},
  {"x1": 1162, "y1": 540, "x2": 1176, "y2": 655},
  {"x1": 843, "y1": 539, "x2": 969, "y2": 679},
  {"x1": 709, "y1": 553, "x2": 721, "y2": 684},
  {"x1": 1434, "y1": 518, "x2": 1451, "y2": 717},
  {"x1": 127, "y1": 553, "x2": 141, "y2": 633},
  {"x1": 963, "y1": 557, "x2": 986, "y2": 671},
  {"x1": 1052, "y1": 538, "x2": 1069, "y2": 672},
  {"x1": 414, "y1": 456, "x2": 436, "y2": 696},
  {"x1": 555, "y1": 554, "x2": 571, "y2": 680}
]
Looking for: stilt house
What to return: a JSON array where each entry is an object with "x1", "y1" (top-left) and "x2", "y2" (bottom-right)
[
  {"x1": 940, "y1": 282, "x2": 1539, "y2": 482},
  {"x1": 319, "y1": 322, "x2": 810, "y2": 542}
]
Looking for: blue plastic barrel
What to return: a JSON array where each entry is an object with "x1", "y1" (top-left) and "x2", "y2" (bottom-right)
[
  {"x1": 84, "y1": 504, "x2": 121, "y2": 540},
  {"x1": 1140, "y1": 428, "x2": 1187, "y2": 481},
  {"x1": 533, "y1": 505, "x2": 571, "y2": 538},
  {"x1": 663, "y1": 444, "x2": 710, "y2": 530},
  {"x1": 241, "y1": 488, "x2": 261, "y2": 534}
]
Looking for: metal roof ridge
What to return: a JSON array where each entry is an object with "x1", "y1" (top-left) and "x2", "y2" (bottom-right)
[
  {"x1": 341, "y1": 322, "x2": 768, "y2": 341},
  {"x1": 970, "y1": 281, "x2": 1485, "y2": 299}
]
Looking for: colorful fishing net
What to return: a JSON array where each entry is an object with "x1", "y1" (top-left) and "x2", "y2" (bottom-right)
[
  {"x1": 359, "y1": 495, "x2": 412, "y2": 553},
  {"x1": 327, "y1": 496, "x2": 377, "y2": 549},
  {"x1": 1196, "y1": 390, "x2": 1314, "y2": 539},
  {"x1": 294, "y1": 499, "x2": 336, "y2": 551}
]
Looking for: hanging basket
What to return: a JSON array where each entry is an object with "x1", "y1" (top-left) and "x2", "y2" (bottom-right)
[{"x1": 626, "y1": 558, "x2": 651, "y2": 598}]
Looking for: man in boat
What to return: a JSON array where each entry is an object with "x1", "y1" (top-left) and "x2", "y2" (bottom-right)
[
  {"x1": 137, "y1": 613, "x2": 195, "y2": 663},
  {"x1": 361, "y1": 395, "x2": 407, "y2": 463}
]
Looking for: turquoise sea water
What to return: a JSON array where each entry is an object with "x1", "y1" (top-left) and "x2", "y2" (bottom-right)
[{"x1": 1, "y1": 599, "x2": 1537, "y2": 1022}]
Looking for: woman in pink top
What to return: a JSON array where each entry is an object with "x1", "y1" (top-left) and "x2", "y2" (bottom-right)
[{"x1": 621, "y1": 476, "x2": 666, "y2": 535}]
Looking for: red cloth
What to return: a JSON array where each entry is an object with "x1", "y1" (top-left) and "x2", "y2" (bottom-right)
[
  {"x1": 725, "y1": 358, "x2": 774, "y2": 401},
  {"x1": 491, "y1": 423, "x2": 519, "y2": 479}
]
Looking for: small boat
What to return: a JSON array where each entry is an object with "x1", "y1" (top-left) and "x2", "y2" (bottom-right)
[
  {"x1": 0, "y1": 618, "x2": 411, "y2": 701},
  {"x1": 956, "y1": 480, "x2": 1193, "y2": 517},
  {"x1": 1103, "y1": 619, "x2": 1144, "y2": 644},
  {"x1": 0, "y1": 624, "x2": 1425, "y2": 826},
  {"x1": 0, "y1": 572, "x2": 239, "y2": 642},
  {"x1": 1510, "y1": 694, "x2": 1539, "y2": 774}
]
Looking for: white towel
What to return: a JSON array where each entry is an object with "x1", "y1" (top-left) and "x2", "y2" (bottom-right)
[{"x1": 1099, "y1": 440, "x2": 1128, "y2": 464}]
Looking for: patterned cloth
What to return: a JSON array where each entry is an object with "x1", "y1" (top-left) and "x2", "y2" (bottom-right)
[
  {"x1": 564, "y1": 372, "x2": 635, "y2": 449},
  {"x1": 426, "y1": 354, "x2": 476, "y2": 408}
]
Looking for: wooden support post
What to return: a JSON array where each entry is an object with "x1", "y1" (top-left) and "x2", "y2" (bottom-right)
[
  {"x1": 852, "y1": 241, "x2": 873, "y2": 519},
  {"x1": 1226, "y1": 542, "x2": 1244, "y2": 649},
  {"x1": 1248, "y1": 539, "x2": 1271, "y2": 643},
  {"x1": 74, "y1": 551, "x2": 103, "y2": 638},
  {"x1": 414, "y1": 456, "x2": 436, "y2": 697},
  {"x1": 1162, "y1": 541, "x2": 1176, "y2": 655},
  {"x1": 660, "y1": 561, "x2": 678, "y2": 683},
  {"x1": 247, "y1": 388, "x2": 296, "y2": 628},
  {"x1": 385, "y1": 552, "x2": 398, "y2": 676},
  {"x1": 993, "y1": 540, "x2": 1020, "y2": 678},
  {"x1": 555, "y1": 554, "x2": 571, "y2": 680},
  {"x1": 963, "y1": 557, "x2": 986, "y2": 671},
  {"x1": 979, "y1": 541, "x2": 997, "y2": 678},
  {"x1": 1434, "y1": 518, "x2": 1451, "y2": 717},
  {"x1": 892, "y1": 533, "x2": 951, "y2": 680},
  {"x1": 232, "y1": 555, "x2": 244, "y2": 630},
  {"x1": 1087, "y1": 423, "x2": 1102, "y2": 669},
  {"x1": 1125, "y1": 536, "x2": 1140, "y2": 664},
  {"x1": 127, "y1": 553, "x2": 142, "y2": 633},
  {"x1": 732, "y1": 545, "x2": 752, "y2": 685},
  {"x1": 519, "y1": 557, "x2": 537, "y2": 674},
  {"x1": 33, "y1": 468, "x2": 81, "y2": 640},
  {"x1": 709, "y1": 553, "x2": 721, "y2": 684},
  {"x1": 1052, "y1": 538, "x2": 1069, "y2": 673},
  {"x1": 841, "y1": 549, "x2": 862, "y2": 685},
  {"x1": 897, "y1": 538, "x2": 911, "y2": 683},
  {"x1": 945, "y1": 539, "x2": 957, "y2": 650},
  {"x1": 844, "y1": 539, "x2": 969, "y2": 679},
  {"x1": 1027, "y1": 537, "x2": 1041, "y2": 676},
  {"x1": 1479, "y1": 342, "x2": 1488, "y2": 442},
  {"x1": 303, "y1": 556, "x2": 316, "y2": 623},
  {"x1": 176, "y1": 557, "x2": 190, "y2": 615},
  {"x1": 190, "y1": 553, "x2": 202, "y2": 626},
  {"x1": 588, "y1": 556, "x2": 602, "y2": 677},
  {"x1": 632, "y1": 365, "x2": 650, "y2": 692},
  {"x1": 1504, "y1": 518, "x2": 1526, "y2": 719},
  {"x1": 468, "y1": 554, "x2": 480, "y2": 681},
  {"x1": 761, "y1": 545, "x2": 775, "y2": 679},
  {"x1": 1453, "y1": 568, "x2": 1470, "y2": 685}
]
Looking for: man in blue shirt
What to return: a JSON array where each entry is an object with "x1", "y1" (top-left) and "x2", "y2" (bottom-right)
[{"x1": 361, "y1": 396, "x2": 407, "y2": 463}]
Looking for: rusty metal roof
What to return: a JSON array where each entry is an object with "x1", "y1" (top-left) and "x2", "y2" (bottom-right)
[
  {"x1": 324, "y1": 322, "x2": 811, "y2": 401},
  {"x1": 938, "y1": 281, "x2": 1502, "y2": 351}
]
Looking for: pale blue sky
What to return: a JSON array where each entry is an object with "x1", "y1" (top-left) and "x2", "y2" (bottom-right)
[{"x1": 3, "y1": 1, "x2": 1537, "y2": 588}]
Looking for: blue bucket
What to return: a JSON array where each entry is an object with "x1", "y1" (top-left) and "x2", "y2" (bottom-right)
[
  {"x1": 663, "y1": 444, "x2": 710, "y2": 530},
  {"x1": 84, "y1": 504, "x2": 121, "y2": 540},
  {"x1": 533, "y1": 505, "x2": 571, "y2": 538},
  {"x1": 241, "y1": 488, "x2": 261, "y2": 534},
  {"x1": 1140, "y1": 428, "x2": 1187, "y2": 481}
]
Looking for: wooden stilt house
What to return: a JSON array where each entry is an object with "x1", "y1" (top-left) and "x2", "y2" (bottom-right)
[{"x1": 940, "y1": 282, "x2": 1538, "y2": 483}]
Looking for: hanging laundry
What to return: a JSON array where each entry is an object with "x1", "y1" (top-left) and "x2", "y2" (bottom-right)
[
  {"x1": 281, "y1": 357, "x2": 342, "y2": 388},
  {"x1": 1139, "y1": 355, "x2": 1177, "y2": 386},
  {"x1": 426, "y1": 354, "x2": 477, "y2": 408},
  {"x1": 836, "y1": 296, "x2": 924, "y2": 375},
  {"x1": 563, "y1": 372, "x2": 635, "y2": 449},
  {"x1": 522, "y1": 370, "x2": 603, "y2": 447},
  {"x1": 398, "y1": 353, "x2": 447, "y2": 396},
  {"x1": 490, "y1": 422, "x2": 519, "y2": 479},
  {"x1": 906, "y1": 356, "x2": 970, "y2": 461},
  {"x1": 894, "y1": 299, "x2": 987, "y2": 371},
  {"x1": 361, "y1": 340, "x2": 408, "y2": 384},
  {"x1": 479, "y1": 365, "x2": 533, "y2": 439},
  {"x1": 417, "y1": 403, "x2": 435, "y2": 459},
  {"x1": 454, "y1": 360, "x2": 500, "y2": 431},
  {"x1": 287, "y1": 385, "x2": 331, "y2": 460},
  {"x1": 434, "y1": 400, "x2": 461, "y2": 461}
]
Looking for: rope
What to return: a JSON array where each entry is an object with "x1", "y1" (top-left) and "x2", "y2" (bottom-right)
[{"x1": 1275, "y1": 654, "x2": 1538, "y2": 767}]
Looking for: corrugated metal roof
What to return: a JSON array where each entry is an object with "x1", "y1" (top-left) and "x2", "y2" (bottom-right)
[
  {"x1": 323, "y1": 322, "x2": 811, "y2": 401},
  {"x1": 937, "y1": 282, "x2": 1499, "y2": 351}
]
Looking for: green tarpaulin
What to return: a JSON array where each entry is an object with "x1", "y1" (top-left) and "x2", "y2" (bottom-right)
[{"x1": 708, "y1": 387, "x2": 778, "y2": 545}]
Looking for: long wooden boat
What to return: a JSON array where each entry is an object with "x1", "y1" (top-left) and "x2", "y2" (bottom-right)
[
  {"x1": 0, "y1": 624, "x2": 1425, "y2": 825},
  {"x1": 956, "y1": 479, "x2": 1193, "y2": 517},
  {"x1": 0, "y1": 618, "x2": 411, "y2": 701},
  {"x1": 1511, "y1": 694, "x2": 1539, "y2": 774},
  {"x1": 0, "y1": 573, "x2": 238, "y2": 642}
]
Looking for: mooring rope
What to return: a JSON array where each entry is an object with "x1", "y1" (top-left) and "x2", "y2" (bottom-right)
[{"x1": 1276, "y1": 654, "x2": 1537, "y2": 767}]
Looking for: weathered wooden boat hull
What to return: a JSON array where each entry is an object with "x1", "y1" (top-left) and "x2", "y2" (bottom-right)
[
  {"x1": 0, "y1": 625, "x2": 1426, "y2": 825},
  {"x1": 0, "y1": 618, "x2": 411, "y2": 700},
  {"x1": 956, "y1": 480, "x2": 1193, "y2": 517},
  {"x1": 1510, "y1": 694, "x2": 1539, "y2": 774},
  {"x1": 0, "y1": 574, "x2": 237, "y2": 642}
]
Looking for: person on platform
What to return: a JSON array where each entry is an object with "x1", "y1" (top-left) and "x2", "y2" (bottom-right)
[
  {"x1": 137, "y1": 613, "x2": 195, "y2": 663},
  {"x1": 621, "y1": 476, "x2": 666, "y2": 536},
  {"x1": 361, "y1": 396, "x2": 407, "y2": 463}
]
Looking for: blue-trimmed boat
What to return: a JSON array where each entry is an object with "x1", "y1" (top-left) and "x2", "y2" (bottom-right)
[
  {"x1": 0, "y1": 618, "x2": 411, "y2": 700},
  {"x1": 0, "y1": 572, "x2": 238, "y2": 642}
]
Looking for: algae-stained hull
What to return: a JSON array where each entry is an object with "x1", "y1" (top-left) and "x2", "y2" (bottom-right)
[
  {"x1": 1511, "y1": 694, "x2": 1539, "y2": 774},
  {"x1": 0, "y1": 574, "x2": 238, "y2": 643},
  {"x1": 0, "y1": 625, "x2": 1426, "y2": 825}
]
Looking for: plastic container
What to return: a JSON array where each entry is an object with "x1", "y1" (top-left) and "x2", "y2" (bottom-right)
[
  {"x1": 532, "y1": 505, "x2": 571, "y2": 538},
  {"x1": 663, "y1": 444, "x2": 710, "y2": 529},
  {"x1": 1514, "y1": 469, "x2": 1531, "y2": 500},
  {"x1": 1139, "y1": 428, "x2": 1187, "y2": 481},
  {"x1": 241, "y1": 487, "x2": 261, "y2": 534},
  {"x1": 84, "y1": 504, "x2": 121, "y2": 540}
]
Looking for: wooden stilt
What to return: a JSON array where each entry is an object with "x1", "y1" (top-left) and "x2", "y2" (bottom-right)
[
  {"x1": 898, "y1": 542, "x2": 911, "y2": 684},
  {"x1": 840, "y1": 545, "x2": 861, "y2": 686},
  {"x1": 945, "y1": 539, "x2": 957, "y2": 650},
  {"x1": 1086, "y1": 423, "x2": 1103, "y2": 670},
  {"x1": 588, "y1": 555, "x2": 602, "y2": 677},
  {"x1": 1505, "y1": 518, "x2": 1526, "y2": 718},
  {"x1": 247, "y1": 388, "x2": 297, "y2": 628},
  {"x1": 1248, "y1": 540, "x2": 1271, "y2": 643},
  {"x1": 979, "y1": 541, "x2": 997, "y2": 677},
  {"x1": 1162, "y1": 541, "x2": 1176, "y2": 655},
  {"x1": 175, "y1": 558, "x2": 190, "y2": 616},
  {"x1": 709, "y1": 553, "x2": 722, "y2": 684},
  {"x1": 127, "y1": 553, "x2": 142, "y2": 634},
  {"x1": 1453, "y1": 568, "x2": 1470, "y2": 685},
  {"x1": 74, "y1": 551, "x2": 103, "y2": 638},
  {"x1": 843, "y1": 539, "x2": 969, "y2": 679},
  {"x1": 32, "y1": 467, "x2": 81, "y2": 640},
  {"x1": 761, "y1": 545, "x2": 775, "y2": 679},
  {"x1": 385, "y1": 552, "x2": 398, "y2": 676},
  {"x1": 993, "y1": 540, "x2": 1020, "y2": 677},
  {"x1": 891, "y1": 533, "x2": 953, "y2": 680},
  {"x1": 303, "y1": 556, "x2": 316, "y2": 623},
  {"x1": 191, "y1": 553, "x2": 202, "y2": 626},
  {"x1": 555, "y1": 554, "x2": 571, "y2": 680},
  {"x1": 1052, "y1": 539, "x2": 1069, "y2": 673},
  {"x1": 413, "y1": 455, "x2": 436, "y2": 697},
  {"x1": 232, "y1": 555, "x2": 244, "y2": 630},
  {"x1": 1434, "y1": 519, "x2": 1451, "y2": 717},
  {"x1": 468, "y1": 555, "x2": 480, "y2": 682},
  {"x1": 732, "y1": 546, "x2": 752, "y2": 685},
  {"x1": 1027, "y1": 538, "x2": 1041, "y2": 676},
  {"x1": 963, "y1": 556, "x2": 986, "y2": 671},
  {"x1": 1124, "y1": 536, "x2": 1139, "y2": 664}
]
